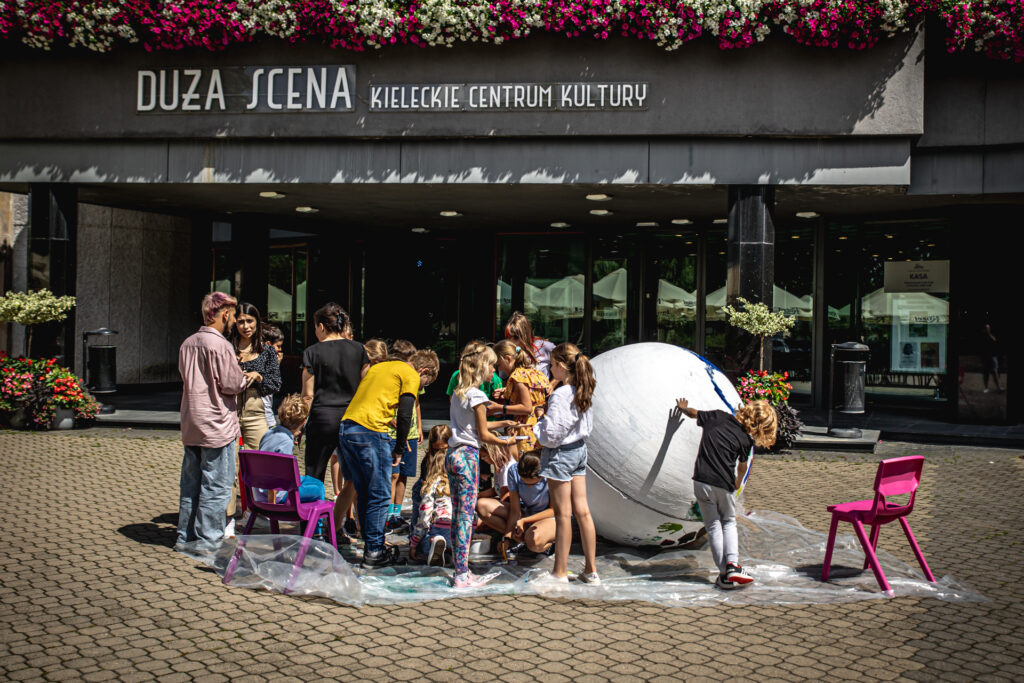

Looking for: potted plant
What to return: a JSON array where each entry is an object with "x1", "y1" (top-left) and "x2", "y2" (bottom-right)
[
  {"x1": 735, "y1": 369, "x2": 804, "y2": 452},
  {"x1": 721, "y1": 297, "x2": 795, "y2": 371},
  {"x1": 0, "y1": 353, "x2": 99, "y2": 429}
]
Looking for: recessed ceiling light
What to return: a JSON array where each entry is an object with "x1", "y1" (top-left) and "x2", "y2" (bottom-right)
[
  {"x1": 439, "y1": 210, "x2": 462, "y2": 217},
  {"x1": 590, "y1": 209, "x2": 613, "y2": 216},
  {"x1": 712, "y1": 218, "x2": 728, "y2": 224},
  {"x1": 684, "y1": 240, "x2": 693, "y2": 245},
  {"x1": 673, "y1": 234, "x2": 683, "y2": 237},
  {"x1": 259, "y1": 191, "x2": 286, "y2": 199},
  {"x1": 718, "y1": 251, "x2": 725, "y2": 255},
  {"x1": 411, "y1": 227, "x2": 429, "y2": 234},
  {"x1": 671, "y1": 218, "x2": 692, "y2": 225},
  {"x1": 927, "y1": 243, "x2": 935, "y2": 247},
  {"x1": 885, "y1": 234, "x2": 894, "y2": 238},
  {"x1": 586, "y1": 193, "x2": 612, "y2": 201},
  {"x1": 791, "y1": 235, "x2": 800, "y2": 239},
  {"x1": 550, "y1": 222, "x2": 571, "y2": 228},
  {"x1": 295, "y1": 206, "x2": 318, "y2": 214},
  {"x1": 838, "y1": 236, "x2": 848, "y2": 240},
  {"x1": 796, "y1": 211, "x2": 820, "y2": 219},
  {"x1": 636, "y1": 221, "x2": 659, "y2": 228}
]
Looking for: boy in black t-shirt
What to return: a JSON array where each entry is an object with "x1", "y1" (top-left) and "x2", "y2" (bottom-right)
[{"x1": 675, "y1": 397, "x2": 777, "y2": 589}]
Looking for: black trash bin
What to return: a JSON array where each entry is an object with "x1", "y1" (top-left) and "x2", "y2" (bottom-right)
[
  {"x1": 82, "y1": 328, "x2": 118, "y2": 394},
  {"x1": 828, "y1": 341, "x2": 869, "y2": 438}
]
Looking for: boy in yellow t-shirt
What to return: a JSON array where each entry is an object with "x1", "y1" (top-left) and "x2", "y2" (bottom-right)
[{"x1": 340, "y1": 350, "x2": 439, "y2": 569}]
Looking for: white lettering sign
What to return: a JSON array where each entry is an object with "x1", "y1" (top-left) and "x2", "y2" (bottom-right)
[
  {"x1": 137, "y1": 65, "x2": 356, "y2": 114},
  {"x1": 370, "y1": 82, "x2": 648, "y2": 112}
]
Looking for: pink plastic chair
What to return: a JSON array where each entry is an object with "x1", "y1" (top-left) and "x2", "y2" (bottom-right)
[
  {"x1": 821, "y1": 455, "x2": 936, "y2": 596},
  {"x1": 223, "y1": 450, "x2": 337, "y2": 594}
]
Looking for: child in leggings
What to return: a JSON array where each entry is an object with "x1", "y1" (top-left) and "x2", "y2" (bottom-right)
[
  {"x1": 447, "y1": 341, "x2": 518, "y2": 589},
  {"x1": 675, "y1": 397, "x2": 777, "y2": 589}
]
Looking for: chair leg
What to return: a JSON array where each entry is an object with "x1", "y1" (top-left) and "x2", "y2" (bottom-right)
[
  {"x1": 821, "y1": 514, "x2": 840, "y2": 582},
  {"x1": 852, "y1": 519, "x2": 892, "y2": 595},
  {"x1": 223, "y1": 512, "x2": 260, "y2": 585},
  {"x1": 898, "y1": 517, "x2": 936, "y2": 582},
  {"x1": 864, "y1": 524, "x2": 881, "y2": 570},
  {"x1": 284, "y1": 515, "x2": 318, "y2": 595},
  {"x1": 326, "y1": 509, "x2": 338, "y2": 549},
  {"x1": 269, "y1": 519, "x2": 280, "y2": 535}
]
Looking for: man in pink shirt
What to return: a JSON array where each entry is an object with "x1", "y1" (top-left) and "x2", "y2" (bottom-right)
[{"x1": 175, "y1": 292, "x2": 248, "y2": 552}]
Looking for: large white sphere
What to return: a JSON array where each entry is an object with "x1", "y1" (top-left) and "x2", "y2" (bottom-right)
[{"x1": 587, "y1": 343, "x2": 742, "y2": 547}]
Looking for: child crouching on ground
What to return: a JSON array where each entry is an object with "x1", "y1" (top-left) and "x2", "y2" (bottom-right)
[
  {"x1": 675, "y1": 397, "x2": 776, "y2": 589},
  {"x1": 256, "y1": 394, "x2": 326, "y2": 505},
  {"x1": 408, "y1": 435, "x2": 454, "y2": 567},
  {"x1": 410, "y1": 424, "x2": 452, "y2": 533},
  {"x1": 478, "y1": 452, "x2": 555, "y2": 556}
]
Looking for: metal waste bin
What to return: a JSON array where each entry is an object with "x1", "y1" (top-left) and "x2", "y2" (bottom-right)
[
  {"x1": 828, "y1": 342, "x2": 869, "y2": 438},
  {"x1": 83, "y1": 328, "x2": 118, "y2": 394}
]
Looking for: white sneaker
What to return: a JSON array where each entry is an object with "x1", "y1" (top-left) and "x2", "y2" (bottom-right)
[
  {"x1": 453, "y1": 571, "x2": 499, "y2": 589},
  {"x1": 224, "y1": 518, "x2": 236, "y2": 539},
  {"x1": 428, "y1": 536, "x2": 447, "y2": 567},
  {"x1": 528, "y1": 571, "x2": 570, "y2": 589},
  {"x1": 577, "y1": 571, "x2": 602, "y2": 585}
]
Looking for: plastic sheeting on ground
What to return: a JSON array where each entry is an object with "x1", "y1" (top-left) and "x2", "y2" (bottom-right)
[{"x1": 177, "y1": 510, "x2": 985, "y2": 607}]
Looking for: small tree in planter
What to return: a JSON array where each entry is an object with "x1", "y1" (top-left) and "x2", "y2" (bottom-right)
[
  {"x1": 721, "y1": 297, "x2": 795, "y2": 371},
  {"x1": 0, "y1": 289, "x2": 77, "y2": 358}
]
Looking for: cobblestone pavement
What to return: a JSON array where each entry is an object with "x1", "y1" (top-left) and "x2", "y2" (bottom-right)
[{"x1": 1, "y1": 428, "x2": 1023, "y2": 682}]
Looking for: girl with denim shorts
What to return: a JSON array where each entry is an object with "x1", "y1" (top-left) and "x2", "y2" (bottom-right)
[{"x1": 533, "y1": 343, "x2": 600, "y2": 585}]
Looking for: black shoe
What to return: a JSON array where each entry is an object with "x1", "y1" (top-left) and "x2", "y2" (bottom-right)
[
  {"x1": 343, "y1": 517, "x2": 358, "y2": 535},
  {"x1": 360, "y1": 545, "x2": 402, "y2": 569},
  {"x1": 385, "y1": 517, "x2": 410, "y2": 535}
]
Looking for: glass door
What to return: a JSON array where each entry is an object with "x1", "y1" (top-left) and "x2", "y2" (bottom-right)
[{"x1": 642, "y1": 233, "x2": 699, "y2": 350}]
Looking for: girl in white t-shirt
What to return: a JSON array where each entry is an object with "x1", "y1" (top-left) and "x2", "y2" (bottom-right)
[
  {"x1": 533, "y1": 343, "x2": 600, "y2": 585},
  {"x1": 447, "y1": 341, "x2": 518, "y2": 589}
]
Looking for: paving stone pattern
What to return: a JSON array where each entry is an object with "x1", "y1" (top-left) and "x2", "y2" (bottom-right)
[{"x1": 1, "y1": 429, "x2": 1023, "y2": 681}]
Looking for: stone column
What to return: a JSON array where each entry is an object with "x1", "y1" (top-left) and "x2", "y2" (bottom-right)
[
  {"x1": 27, "y1": 184, "x2": 77, "y2": 363},
  {"x1": 726, "y1": 185, "x2": 775, "y2": 371}
]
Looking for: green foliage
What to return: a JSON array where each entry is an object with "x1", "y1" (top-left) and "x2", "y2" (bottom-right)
[
  {"x1": 0, "y1": 353, "x2": 100, "y2": 428},
  {"x1": 0, "y1": 289, "x2": 77, "y2": 357},
  {"x1": 722, "y1": 297, "x2": 796, "y2": 370},
  {"x1": 721, "y1": 297, "x2": 795, "y2": 338}
]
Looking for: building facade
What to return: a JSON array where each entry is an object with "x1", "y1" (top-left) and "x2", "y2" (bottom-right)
[{"x1": 0, "y1": 26, "x2": 1021, "y2": 422}]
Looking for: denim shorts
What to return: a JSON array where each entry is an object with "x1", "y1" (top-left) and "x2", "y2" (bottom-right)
[
  {"x1": 390, "y1": 438, "x2": 418, "y2": 477},
  {"x1": 539, "y1": 440, "x2": 588, "y2": 482}
]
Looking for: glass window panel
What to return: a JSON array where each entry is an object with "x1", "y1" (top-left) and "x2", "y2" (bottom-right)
[
  {"x1": 294, "y1": 248, "x2": 307, "y2": 354},
  {"x1": 774, "y1": 223, "x2": 814, "y2": 402},
  {"x1": 267, "y1": 250, "x2": 293, "y2": 354},
  {"x1": 211, "y1": 249, "x2": 233, "y2": 294},
  {"x1": 592, "y1": 235, "x2": 628, "y2": 354},
  {"x1": 652, "y1": 235, "x2": 698, "y2": 349},
  {"x1": 704, "y1": 229, "x2": 731, "y2": 371},
  {"x1": 497, "y1": 237, "x2": 585, "y2": 346},
  {"x1": 826, "y1": 221, "x2": 950, "y2": 408}
]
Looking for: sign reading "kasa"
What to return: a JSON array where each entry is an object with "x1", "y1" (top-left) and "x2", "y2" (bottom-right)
[{"x1": 135, "y1": 66, "x2": 649, "y2": 115}]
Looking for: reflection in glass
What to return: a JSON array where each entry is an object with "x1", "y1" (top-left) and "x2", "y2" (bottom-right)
[
  {"x1": 652, "y1": 239, "x2": 698, "y2": 348},
  {"x1": 267, "y1": 245, "x2": 309, "y2": 355},
  {"x1": 826, "y1": 221, "x2": 950, "y2": 407},
  {"x1": 703, "y1": 230, "x2": 730, "y2": 370},
  {"x1": 592, "y1": 235, "x2": 628, "y2": 354},
  {"x1": 774, "y1": 224, "x2": 814, "y2": 401},
  {"x1": 497, "y1": 237, "x2": 585, "y2": 346}
]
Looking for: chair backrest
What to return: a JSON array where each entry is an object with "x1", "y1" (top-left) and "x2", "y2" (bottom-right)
[
  {"x1": 870, "y1": 455, "x2": 924, "y2": 518},
  {"x1": 238, "y1": 450, "x2": 302, "y2": 508}
]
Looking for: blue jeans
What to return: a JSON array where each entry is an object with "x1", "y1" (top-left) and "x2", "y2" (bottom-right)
[
  {"x1": 177, "y1": 441, "x2": 236, "y2": 550},
  {"x1": 339, "y1": 420, "x2": 392, "y2": 553},
  {"x1": 409, "y1": 479, "x2": 423, "y2": 530}
]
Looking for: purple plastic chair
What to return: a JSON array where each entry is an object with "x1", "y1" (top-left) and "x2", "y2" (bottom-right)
[
  {"x1": 821, "y1": 455, "x2": 936, "y2": 596},
  {"x1": 223, "y1": 450, "x2": 337, "y2": 594}
]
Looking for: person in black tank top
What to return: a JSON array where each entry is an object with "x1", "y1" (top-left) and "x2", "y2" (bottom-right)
[{"x1": 300, "y1": 304, "x2": 369, "y2": 484}]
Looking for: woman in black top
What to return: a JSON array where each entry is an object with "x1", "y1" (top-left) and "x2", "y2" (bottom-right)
[
  {"x1": 301, "y1": 303, "x2": 369, "y2": 483},
  {"x1": 232, "y1": 302, "x2": 282, "y2": 449},
  {"x1": 227, "y1": 302, "x2": 281, "y2": 520}
]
